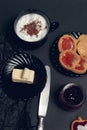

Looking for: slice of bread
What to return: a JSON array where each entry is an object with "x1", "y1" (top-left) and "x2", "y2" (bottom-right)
[
  {"x1": 58, "y1": 34, "x2": 77, "y2": 52},
  {"x1": 72, "y1": 56, "x2": 87, "y2": 74},
  {"x1": 78, "y1": 34, "x2": 87, "y2": 42},
  {"x1": 77, "y1": 40, "x2": 87, "y2": 57},
  {"x1": 59, "y1": 50, "x2": 80, "y2": 70}
]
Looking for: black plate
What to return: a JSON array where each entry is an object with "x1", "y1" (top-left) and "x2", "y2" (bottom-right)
[
  {"x1": 1, "y1": 51, "x2": 47, "y2": 99},
  {"x1": 50, "y1": 32, "x2": 87, "y2": 77}
]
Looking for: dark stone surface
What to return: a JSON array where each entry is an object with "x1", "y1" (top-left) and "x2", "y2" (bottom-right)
[{"x1": 0, "y1": 1, "x2": 87, "y2": 130}]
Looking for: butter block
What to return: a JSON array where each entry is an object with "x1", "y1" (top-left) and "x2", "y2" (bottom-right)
[
  {"x1": 12, "y1": 68, "x2": 35, "y2": 84},
  {"x1": 27, "y1": 69, "x2": 35, "y2": 83},
  {"x1": 12, "y1": 69, "x2": 23, "y2": 82},
  {"x1": 22, "y1": 68, "x2": 30, "y2": 79},
  {"x1": 22, "y1": 68, "x2": 35, "y2": 83}
]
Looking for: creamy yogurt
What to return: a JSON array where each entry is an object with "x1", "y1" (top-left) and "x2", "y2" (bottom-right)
[{"x1": 15, "y1": 13, "x2": 49, "y2": 42}]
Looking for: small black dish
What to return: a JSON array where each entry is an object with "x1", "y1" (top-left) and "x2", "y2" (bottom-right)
[
  {"x1": 13, "y1": 9, "x2": 59, "y2": 50},
  {"x1": 50, "y1": 32, "x2": 85, "y2": 77},
  {"x1": 58, "y1": 83, "x2": 86, "y2": 111},
  {"x1": 1, "y1": 51, "x2": 47, "y2": 99}
]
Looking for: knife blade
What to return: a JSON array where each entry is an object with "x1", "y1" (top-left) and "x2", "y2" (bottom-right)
[{"x1": 37, "y1": 65, "x2": 51, "y2": 130}]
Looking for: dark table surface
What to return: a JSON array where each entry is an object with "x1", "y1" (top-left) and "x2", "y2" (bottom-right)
[{"x1": 0, "y1": 0, "x2": 87, "y2": 130}]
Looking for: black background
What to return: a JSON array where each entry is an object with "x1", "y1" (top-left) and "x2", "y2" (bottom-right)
[{"x1": 0, "y1": 0, "x2": 87, "y2": 130}]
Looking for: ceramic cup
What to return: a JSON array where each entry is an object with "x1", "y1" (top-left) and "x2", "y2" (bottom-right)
[{"x1": 14, "y1": 9, "x2": 59, "y2": 50}]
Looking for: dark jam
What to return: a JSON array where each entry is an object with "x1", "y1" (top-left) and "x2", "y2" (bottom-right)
[{"x1": 64, "y1": 85, "x2": 83, "y2": 105}]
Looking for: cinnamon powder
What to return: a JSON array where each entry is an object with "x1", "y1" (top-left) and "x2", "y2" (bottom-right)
[{"x1": 20, "y1": 20, "x2": 42, "y2": 37}]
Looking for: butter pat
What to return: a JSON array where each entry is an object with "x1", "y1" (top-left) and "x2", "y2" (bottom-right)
[
  {"x1": 12, "y1": 68, "x2": 35, "y2": 84},
  {"x1": 22, "y1": 68, "x2": 35, "y2": 83},
  {"x1": 12, "y1": 69, "x2": 23, "y2": 82}
]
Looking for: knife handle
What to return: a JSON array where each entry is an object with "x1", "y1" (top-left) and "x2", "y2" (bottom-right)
[{"x1": 38, "y1": 117, "x2": 44, "y2": 130}]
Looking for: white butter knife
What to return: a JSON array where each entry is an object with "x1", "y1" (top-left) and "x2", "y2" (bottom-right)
[{"x1": 37, "y1": 65, "x2": 51, "y2": 130}]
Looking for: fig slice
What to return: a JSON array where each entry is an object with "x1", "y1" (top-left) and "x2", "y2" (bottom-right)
[
  {"x1": 59, "y1": 50, "x2": 80, "y2": 70},
  {"x1": 71, "y1": 117, "x2": 87, "y2": 130},
  {"x1": 58, "y1": 34, "x2": 77, "y2": 52}
]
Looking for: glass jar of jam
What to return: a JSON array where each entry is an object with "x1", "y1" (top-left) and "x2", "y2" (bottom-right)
[{"x1": 58, "y1": 83, "x2": 86, "y2": 111}]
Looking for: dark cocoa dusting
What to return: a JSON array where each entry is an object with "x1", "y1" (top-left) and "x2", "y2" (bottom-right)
[{"x1": 20, "y1": 20, "x2": 42, "y2": 37}]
